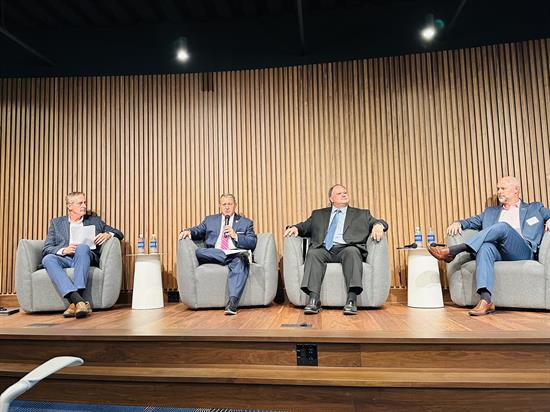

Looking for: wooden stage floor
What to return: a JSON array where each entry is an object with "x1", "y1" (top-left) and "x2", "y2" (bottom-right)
[
  {"x1": 2, "y1": 301, "x2": 550, "y2": 340},
  {"x1": 2, "y1": 302, "x2": 550, "y2": 411}
]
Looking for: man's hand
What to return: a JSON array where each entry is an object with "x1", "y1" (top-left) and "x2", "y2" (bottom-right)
[
  {"x1": 62, "y1": 244, "x2": 77, "y2": 255},
  {"x1": 223, "y1": 225, "x2": 237, "y2": 240},
  {"x1": 545, "y1": 220, "x2": 550, "y2": 232},
  {"x1": 447, "y1": 222, "x2": 462, "y2": 236},
  {"x1": 94, "y1": 232, "x2": 112, "y2": 245},
  {"x1": 284, "y1": 226, "x2": 298, "y2": 237},
  {"x1": 178, "y1": 230, "x2": 191, "y2": 240},
  {"x1": 371, "y1": 223, "x2": 385, "y2": 241}
]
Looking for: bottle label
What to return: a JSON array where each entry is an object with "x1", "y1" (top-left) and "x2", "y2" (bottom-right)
[
  {"x1": 137, "y1": 241, "x2": 145, "y2": 249},
  {"x1": 414, "y1": 234, "x2": 422, "y2": 243},
  {"x1": 150, "y1": 240, "x2": 157, "y2": 249},
  {"x1": 427, "y1": 234, "x2": 435, "y2": 243}
]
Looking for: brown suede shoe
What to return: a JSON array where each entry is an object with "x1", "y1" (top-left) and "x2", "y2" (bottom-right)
[
  {"x1": 85, "y1": 301, "x2": 92, "y2": 314},
  {"x1": 63, "y1": 303, "x2": 76, "y2": 318},
  {"x1": 468, "y1": 299, "x2": 496, "y2": 316},
  {"x1": 75, "y1": 301, "x2": 89, "y2": 319},
  {"x1": 427, "y1": 245, "x2": 456, "y2": 263}
]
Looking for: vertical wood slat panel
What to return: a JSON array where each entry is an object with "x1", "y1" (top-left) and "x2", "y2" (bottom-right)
[{"x1": 1, "y1": 39, "x2": 549, "y2": 295}]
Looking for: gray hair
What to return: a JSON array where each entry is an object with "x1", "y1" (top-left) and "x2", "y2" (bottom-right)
[
  {"x1": 65, "y1": 191, "x2": 86, "y2": 207},
  {"x1": 219, "y1": 193, "x2": 236, "y2": 203}
]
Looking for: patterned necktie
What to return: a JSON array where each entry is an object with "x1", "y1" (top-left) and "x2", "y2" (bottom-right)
[
  {"x1": 220, "y1": 218, "x2": 229, "y2": 250},
  {"x1": 324, "y1": 209, "x2": 341, "y2": 250}
]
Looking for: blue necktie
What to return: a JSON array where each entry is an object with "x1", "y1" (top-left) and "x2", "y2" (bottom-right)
[{"x1": 324, "y1": 210, "x2": 341, "y2": 250}]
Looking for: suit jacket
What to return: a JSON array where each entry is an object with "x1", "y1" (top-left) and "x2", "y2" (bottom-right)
[
  {"x1": 293, "y1": 206, "x2": 388, "y2": 260},
  {"x1": 42, "y1": 214, "x2": 124, "y2": 262},
  {"x1": 459, "y1": 201, "x2": 550, "y2": 253},
  {"x1": 189, "y1": 213, "x2": 257, "y2": 251}
]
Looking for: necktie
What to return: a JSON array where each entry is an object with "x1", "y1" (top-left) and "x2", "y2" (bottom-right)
[
  {"x1": 324, "y1": 209, "x2": 341, "y2": 250},
  {"x1": 220, "y1": 217, "x2": 229, "y2": 250}
]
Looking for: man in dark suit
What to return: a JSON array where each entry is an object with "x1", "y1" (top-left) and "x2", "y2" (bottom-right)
[
  {"x1": 285, "y1": 184, "x2": 388, "y2": 315},
  {"x1": 179, "y1": 193, "x2": 257, "y2": 315},
  {"x1": 429, "y1": 176, "x2": 550, "y2": 316},
  {"x1": 42, "y1": 191, "x2": 124, "y2": 318}
]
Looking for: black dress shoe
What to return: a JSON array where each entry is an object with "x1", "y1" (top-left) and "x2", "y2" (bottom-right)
[
  {"x1": 304, "y1": 297, "x2": 322, "y2": 314},
  {"x1": 343, "y1": 300, "x2": 357, "y2": 315},
  {"x1": 224, "y1": 298, "x2": 239, "y2": 315}
]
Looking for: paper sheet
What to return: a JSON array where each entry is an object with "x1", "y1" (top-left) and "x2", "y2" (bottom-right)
[{"x1": 70, "y1": 225, "x2": 97, "y2": 250}]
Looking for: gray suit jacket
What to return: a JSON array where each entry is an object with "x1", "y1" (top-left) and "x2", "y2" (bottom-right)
[
  {"x1": 42, "y1": 214, "x2": 124, "y2": 263},
  {"x1": 293, "y1": 206, "x2": 388, "y2": 260}
]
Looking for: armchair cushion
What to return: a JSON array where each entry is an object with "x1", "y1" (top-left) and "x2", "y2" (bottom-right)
[
  {"x1": 283, "y1": 235, "x2": 390, "y2": 307},
  {"x1": 177, "y1": 233, "x2": 278, "y2": 309},
  {"x1": 446, "y1": 230, "x2": 550, "y2": 308},
  {"x1": 15, "y1": 238, "x2": 122, "y2": 313}
]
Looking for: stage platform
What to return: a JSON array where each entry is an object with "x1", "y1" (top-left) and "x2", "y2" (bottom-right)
[{"x1": 1, "y1": 302, "x2": 550, "y2": 411}]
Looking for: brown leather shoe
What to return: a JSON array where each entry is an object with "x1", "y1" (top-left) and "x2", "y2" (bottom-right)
[
  {"x1": 427, "y1": 245, "x2": 455, "y2": 263},
  {"x1": 85, "y1": 301, "x2": 92, "y2": 314},
  {"x1": 75, "y1": 301, "x2": 89, "y2": 319},
  {"x1": 63, "y1": 303, "x2": 76, "y2": 318},
  {"x1": 468, "y1": 299, "x2": 496, "y2": 316}
]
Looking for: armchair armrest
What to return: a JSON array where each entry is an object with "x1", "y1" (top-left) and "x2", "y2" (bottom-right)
[
  {"x1": 365, "y1": 234, "x2": 390, "y2": 306},
  {"x1": 97, "y1": 237, "x2": 122, "y2": 308},
  {"x1": 283, "y1": 236, "x2": 306, "y2": 305},
  {"x1": 538, "y1": 232, "x2": 550, "y2": 309},
  {"x1": 15, "y1": 240, "x2": 44, "y2": 312},
  {"x1": 177, "y1": 239, "x2": 199, "y2": 308},
  {"x1": 253, "y1": 233, "x2": 278, "y2": 303},
  {"x1": 447, "y1": 230, "x2": 476, "y2": 277}
]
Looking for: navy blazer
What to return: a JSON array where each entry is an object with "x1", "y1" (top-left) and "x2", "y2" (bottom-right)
[
  {"x1": 188, "y1": 213, "x2": 257, "y2": 251},
  {"x1": 459, "y1": 201, "x2": 550, "y2": 253},
  {"x1": 42, "y1": 214, "x2": 124, "y2": 260}
]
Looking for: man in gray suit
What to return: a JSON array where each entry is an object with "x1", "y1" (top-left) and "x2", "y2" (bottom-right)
[
  {"x1": 42, "y1": 192, "x2": 124, "y2": 318},
  {"x1": 285, "y1": 184, "x2": 388, "y2": 315}
]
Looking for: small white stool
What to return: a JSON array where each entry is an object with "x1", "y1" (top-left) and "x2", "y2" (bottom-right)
[
  {"x1": 406, "y1": 248, "x2": 444, "y2": 308},
  {"x1": 130, "y1": 254, "x2": 164, "y2": 310}
]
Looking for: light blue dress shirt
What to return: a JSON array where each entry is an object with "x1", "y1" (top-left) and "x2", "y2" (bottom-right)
[{"x1": 330, "y1": 206, "x2": 348, "y2": 245}]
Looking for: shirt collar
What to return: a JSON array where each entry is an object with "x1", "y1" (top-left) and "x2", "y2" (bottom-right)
[
  {"x1": 331, "y1": 205, "x2": 348, "y2": 214},
  {"x1": 502, "y1": 200, "x2": 521, "y2": 210},
  {"x1": 68, "y1": 216, "x2": 84, "y2": 224}
]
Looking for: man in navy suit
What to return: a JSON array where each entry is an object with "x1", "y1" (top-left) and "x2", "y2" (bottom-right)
[
  {"x1": 178, "y1": 193, "x2": 257, "y2": 315},
  {"x1": 429, "y1": 176, "x2": 550, "y2": 316},
  {"x1": 42, "y1": 191, "x2": 124, "y2": 318}
]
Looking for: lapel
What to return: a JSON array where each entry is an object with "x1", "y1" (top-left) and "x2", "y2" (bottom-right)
[
  {"x1": 343, "y1": 207, "x2": 354, "y2": 233},
  {"x1": 61, "y1": 217, "x2": 70, "y2": 241},
  {"x1": 519, "y1": 201, "x2": 528, "y2": 229},
  {"x1": 321, "y1": 208, "x2": 332, "y2": 234}
]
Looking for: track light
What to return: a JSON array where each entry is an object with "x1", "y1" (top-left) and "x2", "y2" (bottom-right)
[
  {"x1": 420, "y1": 14, "x2": 444, "y2": 42},
  {"x1": 175, "y1": 37, "x2": 190, "y2": 63}
]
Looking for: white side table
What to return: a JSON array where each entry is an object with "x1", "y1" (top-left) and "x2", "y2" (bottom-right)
[
  {"x1": 404, "y1": 248, "x2": 444, "y2": 308},
  {"x1": 128, "y1": 253, "x2": 164, "y2": 310}
]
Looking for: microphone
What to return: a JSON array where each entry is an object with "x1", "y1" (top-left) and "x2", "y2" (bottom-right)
[
  {"x1": 224, "y1": 215, "x2": 230, "y2": 238},
  {"x1": 402, "y1": 242, "x2": 418, "y2": 249}
]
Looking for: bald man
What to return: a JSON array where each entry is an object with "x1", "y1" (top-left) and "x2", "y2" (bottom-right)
[{"x1": 428, "y1": 176, "x2": 550, "y2": 316}]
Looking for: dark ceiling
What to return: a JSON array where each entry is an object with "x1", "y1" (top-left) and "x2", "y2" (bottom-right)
[{"x1": 1, "y1": 0, "x2": 549, "y2": 78}]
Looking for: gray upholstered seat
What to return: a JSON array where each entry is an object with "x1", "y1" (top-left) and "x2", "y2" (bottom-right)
[
  {"x1": 447, "y1": 230, "x2": 550, "y2": 309},
  {"x1": 15, "y1": 237, "x2": 123, "y2": 312},
  {"x1": 283, "y1": 235, "x2": 390, "y2": 307},
  {"x1": 176, "y1": 233, "x2": 278, "y2": 308}
]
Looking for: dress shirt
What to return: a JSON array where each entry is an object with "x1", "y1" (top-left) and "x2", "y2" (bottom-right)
[
  {"x1": 330, "y1": 206, "x2": 348, "y2": 245},
  {"x1": 499, "y1": 200, "x2": 522, "y2": 236},
  {"x1": 215, "y1": 214, "x2": 236, "y2": 249}
]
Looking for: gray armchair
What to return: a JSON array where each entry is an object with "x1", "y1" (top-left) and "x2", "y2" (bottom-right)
[
  {"x1": 177, "y1": 233, "x2": 278, "y2": 308},
  {"x1": 447, "y1": 230, "x2": 550, "y2": 308},
  {"x1": 283, "y1": 235, "x2": 390, "y2": 307},
  {"x1": 15, "y1": 237, "x2": 123, "y2": 312}
]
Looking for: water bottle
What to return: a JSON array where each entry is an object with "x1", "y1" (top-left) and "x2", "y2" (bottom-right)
[
  {"x1": 137, "y1": 233, "x2": 145, "y2": 254},
  {"x1": 150, "y1": 234, "x2": 158, "y2": 254},
  {"x1": 427, "y1": 227, "x2": 436, "y2": 246},
  {"x1": 414, "y1": 226, "x2": 423, "y2": 247}
]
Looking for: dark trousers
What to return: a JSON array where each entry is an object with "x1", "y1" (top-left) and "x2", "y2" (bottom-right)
[
  {"x1": 195, "y1": 247, "x2": 249, "y2": 300},
  {"x1": 300, "y1": 244, "x2": 363, "y2": 296}
]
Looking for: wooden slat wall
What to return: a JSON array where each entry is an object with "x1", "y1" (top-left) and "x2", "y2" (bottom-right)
[{"x1": 1, "y1": 39, "x2": 549, "y2": 295}]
